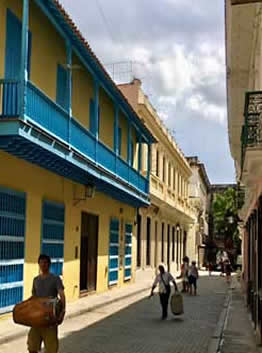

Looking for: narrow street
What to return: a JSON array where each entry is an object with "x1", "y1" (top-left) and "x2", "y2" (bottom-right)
[{"x1": 0, "y1": 276, "x2": 228, "y2": 353}]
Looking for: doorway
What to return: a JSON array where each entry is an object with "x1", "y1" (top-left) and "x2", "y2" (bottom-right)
[
  {"x1": 80, "y1": 212, "x2": 98, "y2": 292},
  {"x1": 154, "y1": 221, "x2": 158, "y2": 268},
  {"x1": 146, "y1": 217, "x2": 151, "y2": 266},
  {"x1": 167, "y1": 225, "x2": 170, "y2": 271},
  {"x1": 137, "y1": 214, "x2": 141, "y2": 268}
]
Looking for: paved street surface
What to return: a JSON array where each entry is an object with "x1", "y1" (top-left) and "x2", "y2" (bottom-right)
[{"x1": 0, "y1": 276, "x2": 227, "y2": 353}]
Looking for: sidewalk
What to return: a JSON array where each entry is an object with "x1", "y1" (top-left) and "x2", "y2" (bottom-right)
[
  {"x1": 0, "y1": 276, "x2": 153, "y2": 345},
  {"x1": 220, "y1": 277, "x2": 260, "y2": 353}
]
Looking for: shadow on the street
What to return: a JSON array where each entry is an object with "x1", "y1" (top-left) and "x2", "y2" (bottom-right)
[
  {"x1": 59, "y1": 295, "x2": 187, "y2": 352},
  {"x1": 56, "y1": 277, "x2": 227, "y2": 352}
]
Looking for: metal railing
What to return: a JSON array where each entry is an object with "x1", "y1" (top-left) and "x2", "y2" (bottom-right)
[
  {"x1": 0, "y1": 79, "x2": 149, "y2": 194},
  {"x1": 241, "y1": 91, "x2": 262, "y2": 171},
  {"x1": 0, "y1": 79, "x2": 20, "y2": 117}
]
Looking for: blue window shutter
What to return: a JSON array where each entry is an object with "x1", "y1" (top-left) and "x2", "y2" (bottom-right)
[
  {"x1": 130, "y1": 142, "x2": 134, "y2": 166},
  {"x1": 118, "y1": 128, "x2": 122, "y2": 155},
  {"x1": 124, "y1": 223, "x2": 132, "y2": 281},
  {"x1": 41, "y1": 201, "x2": 65, "y2": 276},
  {"x1": 109, "y1": 219, "x2": 119, "y2": 286},
  {"x1": 89, "y1": 98, "x2": 95, "y2": 134},
  {"x1": 5, "y1": 10, "x2": 32, "y2": 80},
  {"x1": 0, "y1": 187, "x2": 26, "y2": 313},
  {"x1": 5, "y1": 10, "x2": 21, "y2": 79},
  {"x1": 27, "y1": 31, "x2": 32, "y2": 80},
  {"x1": 56, "y1": 64, "x2": 68, "y2": 110},
  {"x1": 98, "y1": 105, "x2": 100, "y2": 137}
]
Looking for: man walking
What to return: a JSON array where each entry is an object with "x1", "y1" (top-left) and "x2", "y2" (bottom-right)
[
  {"x1": 150, "y1": 265, "x2": 178, "y2": 320},
  {"x1": 27, "y1": 254, "x2": 66, "y2": 353}
]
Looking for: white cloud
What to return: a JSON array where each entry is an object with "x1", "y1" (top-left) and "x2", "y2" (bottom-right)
[
  {"x1": 59, "y1": 0, "x2": 234, "y2": 182},
  {"x1": 186, "y1": 94, "x2": 226, "y2": 125}
]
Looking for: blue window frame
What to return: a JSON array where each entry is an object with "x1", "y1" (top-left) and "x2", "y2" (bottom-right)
[
  {"x1": 41, "y1": 201, "x2": 65, "y2": 276},
  {"x1": 0, "y1": 186, "x2": 26, "y2": 314},
  {"x1": 56, "y1": 64, "x2": 68, "y2": 110}
]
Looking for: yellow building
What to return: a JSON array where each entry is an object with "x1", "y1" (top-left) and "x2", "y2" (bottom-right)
[
  {"x1": 119, "y1": 79, "x2": 197, "y2": 279},
  {"x1": 0, "y1": 0, "x2": 155, "y2": 314}
]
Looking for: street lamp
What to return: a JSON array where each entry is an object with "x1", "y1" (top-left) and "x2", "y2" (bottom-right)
[{"x1": 85, "y1": 184, "x2": 95, "y2": 198}]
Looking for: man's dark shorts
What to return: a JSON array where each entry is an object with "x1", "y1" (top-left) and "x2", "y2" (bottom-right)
[{"x1": 188, "y1": 275, "x2": 197, "y2": 288}]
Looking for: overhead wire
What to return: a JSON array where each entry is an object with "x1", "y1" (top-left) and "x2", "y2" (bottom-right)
[{"x1": 95, "y1": 0, "x2": 117, "y2": 44}]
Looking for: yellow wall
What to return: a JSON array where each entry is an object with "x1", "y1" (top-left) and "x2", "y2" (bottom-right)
[
  {"x1": 0, "y1": 151, "x2": 137, "y2": 303},
  {"x1": 72, "y1": 55, "x2": 94, "y2": 129},
  {"x1": 29, "y1": 1, "x2": 66, "y2": 101},
  {"x1": 0, "y1": 1, "x2": 66, "y2": 100},
  {"x1": 99, "y1": 87, "x2": 114, "y2": 149}
]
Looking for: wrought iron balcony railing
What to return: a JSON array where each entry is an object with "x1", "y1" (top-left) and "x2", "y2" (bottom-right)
[
  {"x1": 241, "y1": 91, "x2": 262, "y2": 171},
  {"x1": 236, "y1": 183, "x2": 245, "y2": 210}
]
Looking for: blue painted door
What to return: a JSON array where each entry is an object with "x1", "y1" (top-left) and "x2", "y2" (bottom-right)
[
  {"x1": 0, "y1": 187, "x2": 26, "y2": 314},
  {"x1": 108, "y1": 218, "x2": 119, "y2": 286},
  {"x1": 4, "y1": 10, "x2": 31, "y2": 116},
  {"x1": 41, "y1": 201, "x2": 65, "y2": 276},
  {"x1": 56, "y1": 64, "x2": 68, "y2": 110},
  {"x1": 124, "y1": 223, "x2": 132, "y2": 281}
]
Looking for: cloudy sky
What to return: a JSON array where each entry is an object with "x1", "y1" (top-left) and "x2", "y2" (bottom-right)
[{"x1": 61, "y1": 0, "x2": 235, "y2": 184}]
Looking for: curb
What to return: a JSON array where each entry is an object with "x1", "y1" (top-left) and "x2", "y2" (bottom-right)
[
  {"x1": 208, "y1": 289, "x2": 232, "y2": 353},
  {"x1": 0, "y1": 285, "x2": 151, "y2": 346}
]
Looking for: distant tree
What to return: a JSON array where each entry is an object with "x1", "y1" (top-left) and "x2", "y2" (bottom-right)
[{"x1": 212, "y1": 188, "x2": 240, "y2": 261}]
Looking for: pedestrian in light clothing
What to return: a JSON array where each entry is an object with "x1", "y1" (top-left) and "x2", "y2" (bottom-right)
[
  {"x1": 27, "y1": 254, "x2": 66, "y2": 353},
  {"x1": 188, "y1": 261, "x2": 199, "y2": 296},
  {"x1": 150, "y1": 265, "x2": 178, "y2": 320},
  {"x1": 177, "y1": 256, "x2": 189, "y2": 292}
]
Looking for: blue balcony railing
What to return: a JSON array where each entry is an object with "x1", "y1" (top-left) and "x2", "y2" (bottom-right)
[
  {"x1": 0, "y1": 79, "x2": 148, "y2": 194},
  {"x1": 0, "y1": 79, "x2": 20, "y2": 117},
  {"x1": 27, "y1": 82, "x2": 69, "y2": 141}
]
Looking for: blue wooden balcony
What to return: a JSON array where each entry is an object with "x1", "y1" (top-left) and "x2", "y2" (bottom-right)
[{"x1": 0, "y1": 79, "x2": 149, "y2": 206}]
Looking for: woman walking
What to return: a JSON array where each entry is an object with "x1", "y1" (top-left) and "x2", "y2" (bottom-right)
[
  {"x1": 150, "y1": 265, "x2": 178, "y2": 320},
  {"x1": 181, "y1": 257, "x2": 189, "y2": 292}
]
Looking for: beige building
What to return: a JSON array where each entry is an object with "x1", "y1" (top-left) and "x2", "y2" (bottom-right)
[
  {"x1": 119, "y1": 79, "x2": 197, "y2": 279},
  {"x1": 226, "y1": 0, "x2": 262, "y2": 342},
  {"x1": 187, "y1": 157, "x2": 211, "y2": 266}
]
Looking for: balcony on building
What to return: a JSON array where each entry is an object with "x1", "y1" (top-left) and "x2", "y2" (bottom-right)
[
  {"x1": 241, "y1": 91, "x2": 262, "y2": 186},
  {"x1": 0, "y1": 0, "x2": 155, "y2": 207}
]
